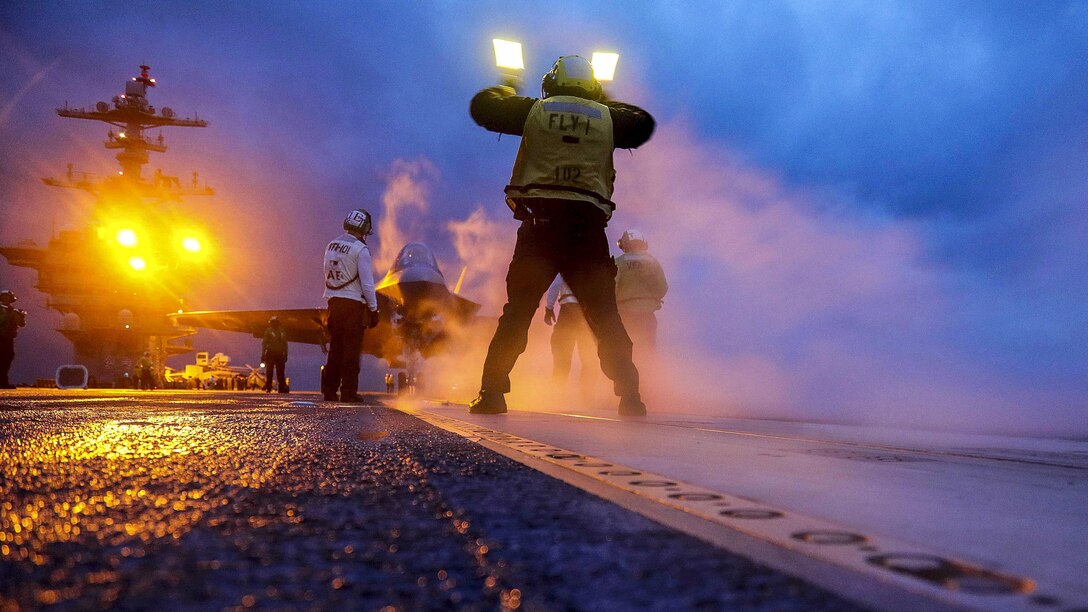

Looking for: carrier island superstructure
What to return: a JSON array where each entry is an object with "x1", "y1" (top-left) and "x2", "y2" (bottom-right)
[{"x1": 0, "y1": 66, "x2": 215, "y2": 386}]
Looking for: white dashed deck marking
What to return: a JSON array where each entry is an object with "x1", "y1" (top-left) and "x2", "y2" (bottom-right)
[{"x1": 408, "y1": 408, "x2": 1079, "y2": 612}]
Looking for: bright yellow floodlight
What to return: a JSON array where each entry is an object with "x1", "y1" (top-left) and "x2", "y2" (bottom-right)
[
  {"x1": 591, "y1": 52, "x2": 619, "y2": 81},
  {"x1": 116, "y1": 228, "x2": 138, "y2": 247},
  {"x1": 493, "y1": 39, "x2": 524, "y2": 70},
  {"x1": 128, "y1": 256, "x2": 147, "y2": 271},
  {"x1": 181, "y1": 237, "x2": 201, "y2": 253}
]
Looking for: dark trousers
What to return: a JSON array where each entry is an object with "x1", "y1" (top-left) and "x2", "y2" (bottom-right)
[
  {"x1": 0, "y1": 337, "x2": 13, "y2": 387},
  {"x1": 264, "y1": 354, "x2": 287, "y2": 392},
  {"x1": 480, "y1": 203, "x2": 639, "y2": 399},
  {"x1": 322, "y1": 297, "x2": 365, "y2": 398},
  {"x1": 551, "y1": 303, "x2": 596, "y2": 385}
]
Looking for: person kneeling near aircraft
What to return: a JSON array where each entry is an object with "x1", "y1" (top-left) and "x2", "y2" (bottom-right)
[{"x1": 322, "y1": 207, "x2": 379, "y2": 403}]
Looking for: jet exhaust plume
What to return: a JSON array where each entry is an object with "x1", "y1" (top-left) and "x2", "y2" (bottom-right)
[{"x1": 373, "y1": 159, "x2": 437, "y2": 273}]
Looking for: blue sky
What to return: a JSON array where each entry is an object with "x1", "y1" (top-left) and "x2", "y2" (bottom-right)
[{"x1": 1, "y1": 2, "x2": 1085, "y2": 433}]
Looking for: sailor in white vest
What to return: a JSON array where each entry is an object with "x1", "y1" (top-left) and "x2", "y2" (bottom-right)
[{"x1": 322, "y1": 208, "x2": 379, "y2": 402}]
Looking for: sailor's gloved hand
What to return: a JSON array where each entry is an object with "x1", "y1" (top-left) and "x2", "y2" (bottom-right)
[
  {"x1": 499, "y1": 73, "x2": 522, "y2": 94},
  {"x1": 367, "y1": 309, "x2": 379, "y2": 329},
  {"x1": 544, "y1": 307, "x2": 556, "y2": 326}
]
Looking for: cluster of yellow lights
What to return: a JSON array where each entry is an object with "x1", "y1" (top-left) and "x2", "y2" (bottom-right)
[
  {"x1": 108, "y1": 226, "x2": 205, "y2": 270},
  {"x1": 492, "y1": 39, "x2": 620, "y2": 81}
]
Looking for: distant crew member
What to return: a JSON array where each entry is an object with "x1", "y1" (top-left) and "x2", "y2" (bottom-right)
[
  {"x1": 322, "y1": 208, "x2": 379, "y2": 403},
  {"x1": 0, "y1": 290, "x2": 27, "y2": 389},
  {"x1": 544, "y1": 275, "x2": 596, "y2": 387},
  {"x1": 136, "y1": 351, "x2": 155, "y2": 390},
  {"x1": 385, "y1": 372, "x2": 395, "y2": 393},
  {"x1": 614, "y1": 229, "x2": 668, "y2": 353},
  {"x1": 468, "y1": 55, "x2": 655, "y2": 416},
  {"x1": 262, "y1": 316, "x2": 289, "y2": 393}
]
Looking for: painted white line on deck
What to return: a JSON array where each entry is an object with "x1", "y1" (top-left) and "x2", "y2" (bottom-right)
[{"x1": 408, "y1": 408, "x2": 1079, "y2": 612}]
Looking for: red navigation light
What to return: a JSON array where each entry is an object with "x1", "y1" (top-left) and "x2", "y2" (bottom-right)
[{"x1": 138, "y1": 65, "x2": 156, "y2": 87}]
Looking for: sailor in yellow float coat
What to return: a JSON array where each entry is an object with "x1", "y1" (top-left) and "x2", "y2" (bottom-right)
[
  {"x1": 615, "y1": 229, "x2": 668, "y2": 354},
  {"x1": 468, "y1": 55, "x2": 655, "y2": 416}
]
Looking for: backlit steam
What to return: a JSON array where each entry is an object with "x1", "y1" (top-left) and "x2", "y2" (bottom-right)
[
  {"x1": 373, "y1": 159, "x2": 436, "y2": 272},
  {"x1": 596, "y1": 119, "x2": 1055, "y2": 432},
  {"x1": 418, "y1": 120, "x2": 1082, "y2": 436},
  {"x1": 446, "y1": 207, "x2": 515, "y2": 310}
]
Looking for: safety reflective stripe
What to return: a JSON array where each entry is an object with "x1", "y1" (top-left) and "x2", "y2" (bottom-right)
[
  {"x1": 541, "y1": 101, "x2": 603, "y2": 119},
  {"x1": 505, "y1": 183, "x2": 616, "y2": 212}
]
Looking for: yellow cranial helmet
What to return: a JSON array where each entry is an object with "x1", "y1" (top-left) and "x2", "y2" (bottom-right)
[{"x1": 541, "y1": 55, "x2": 602, "y2": 101}]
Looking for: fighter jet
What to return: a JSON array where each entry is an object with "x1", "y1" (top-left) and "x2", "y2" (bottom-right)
[{"x1": 169, "y1": 243, "x2": 483, "y2": 369}]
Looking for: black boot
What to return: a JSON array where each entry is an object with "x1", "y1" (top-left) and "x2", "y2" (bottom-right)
[
  {"x1": 618, "y1": 395, "x2": 646, "y2": 416},
  {"x1": 469, "y1": 391, "x2": 507, "y2": 414}
]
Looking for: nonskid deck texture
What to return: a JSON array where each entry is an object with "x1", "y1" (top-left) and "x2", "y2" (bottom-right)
[
  {"x1": 412, "y1": 400, "x2": 1088, "y2": 611},
  {"x1": 1, "y1": 389, "x2": 860, "y2": 610}
]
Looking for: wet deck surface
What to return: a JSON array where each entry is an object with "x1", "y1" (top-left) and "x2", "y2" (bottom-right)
[{"x1": 0, "y1": 390, "x2": 861, "y2": 611}]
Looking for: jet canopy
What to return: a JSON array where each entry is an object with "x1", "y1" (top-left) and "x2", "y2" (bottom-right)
[{"x1": 391, "y1": 243, "x2": 441, "y2": 276}]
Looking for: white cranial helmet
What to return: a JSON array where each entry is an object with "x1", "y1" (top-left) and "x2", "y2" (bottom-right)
[{"x1": 617, "y1": 229, "x2": 647, "y2": 252}]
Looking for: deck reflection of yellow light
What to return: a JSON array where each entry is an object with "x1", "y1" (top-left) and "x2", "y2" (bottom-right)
[
  {"x1": 181, "y1": 237, "x2": 201, "y2": 253},
  {"x1": 493, "y1": 39, "x2": 524, "y2": 70},
  {"x1": 128, "y1": 256, "x2": 147, "y2": 271},
  {"x1": 116, "y1": 228, "x2": 138, "y2": 247},
  {"x1": 591, "y1": 52, "x2": 619, "y2": 81}
]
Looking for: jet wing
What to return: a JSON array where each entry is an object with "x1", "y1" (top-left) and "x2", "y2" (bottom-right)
[
  {"x1": 450, "y1": 292, "x2": 482, "y2": 320},
  {"x1": 171, "y1": 308, "x2": 329, "y2": 345},
  {"x1": 170, "y1": 295, "x2": 403, "y2": 364}
]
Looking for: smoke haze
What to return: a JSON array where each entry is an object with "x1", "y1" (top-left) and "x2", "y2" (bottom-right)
[{"x1": 1, "y1": 2, "x2": 1085, "y2": 436}]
